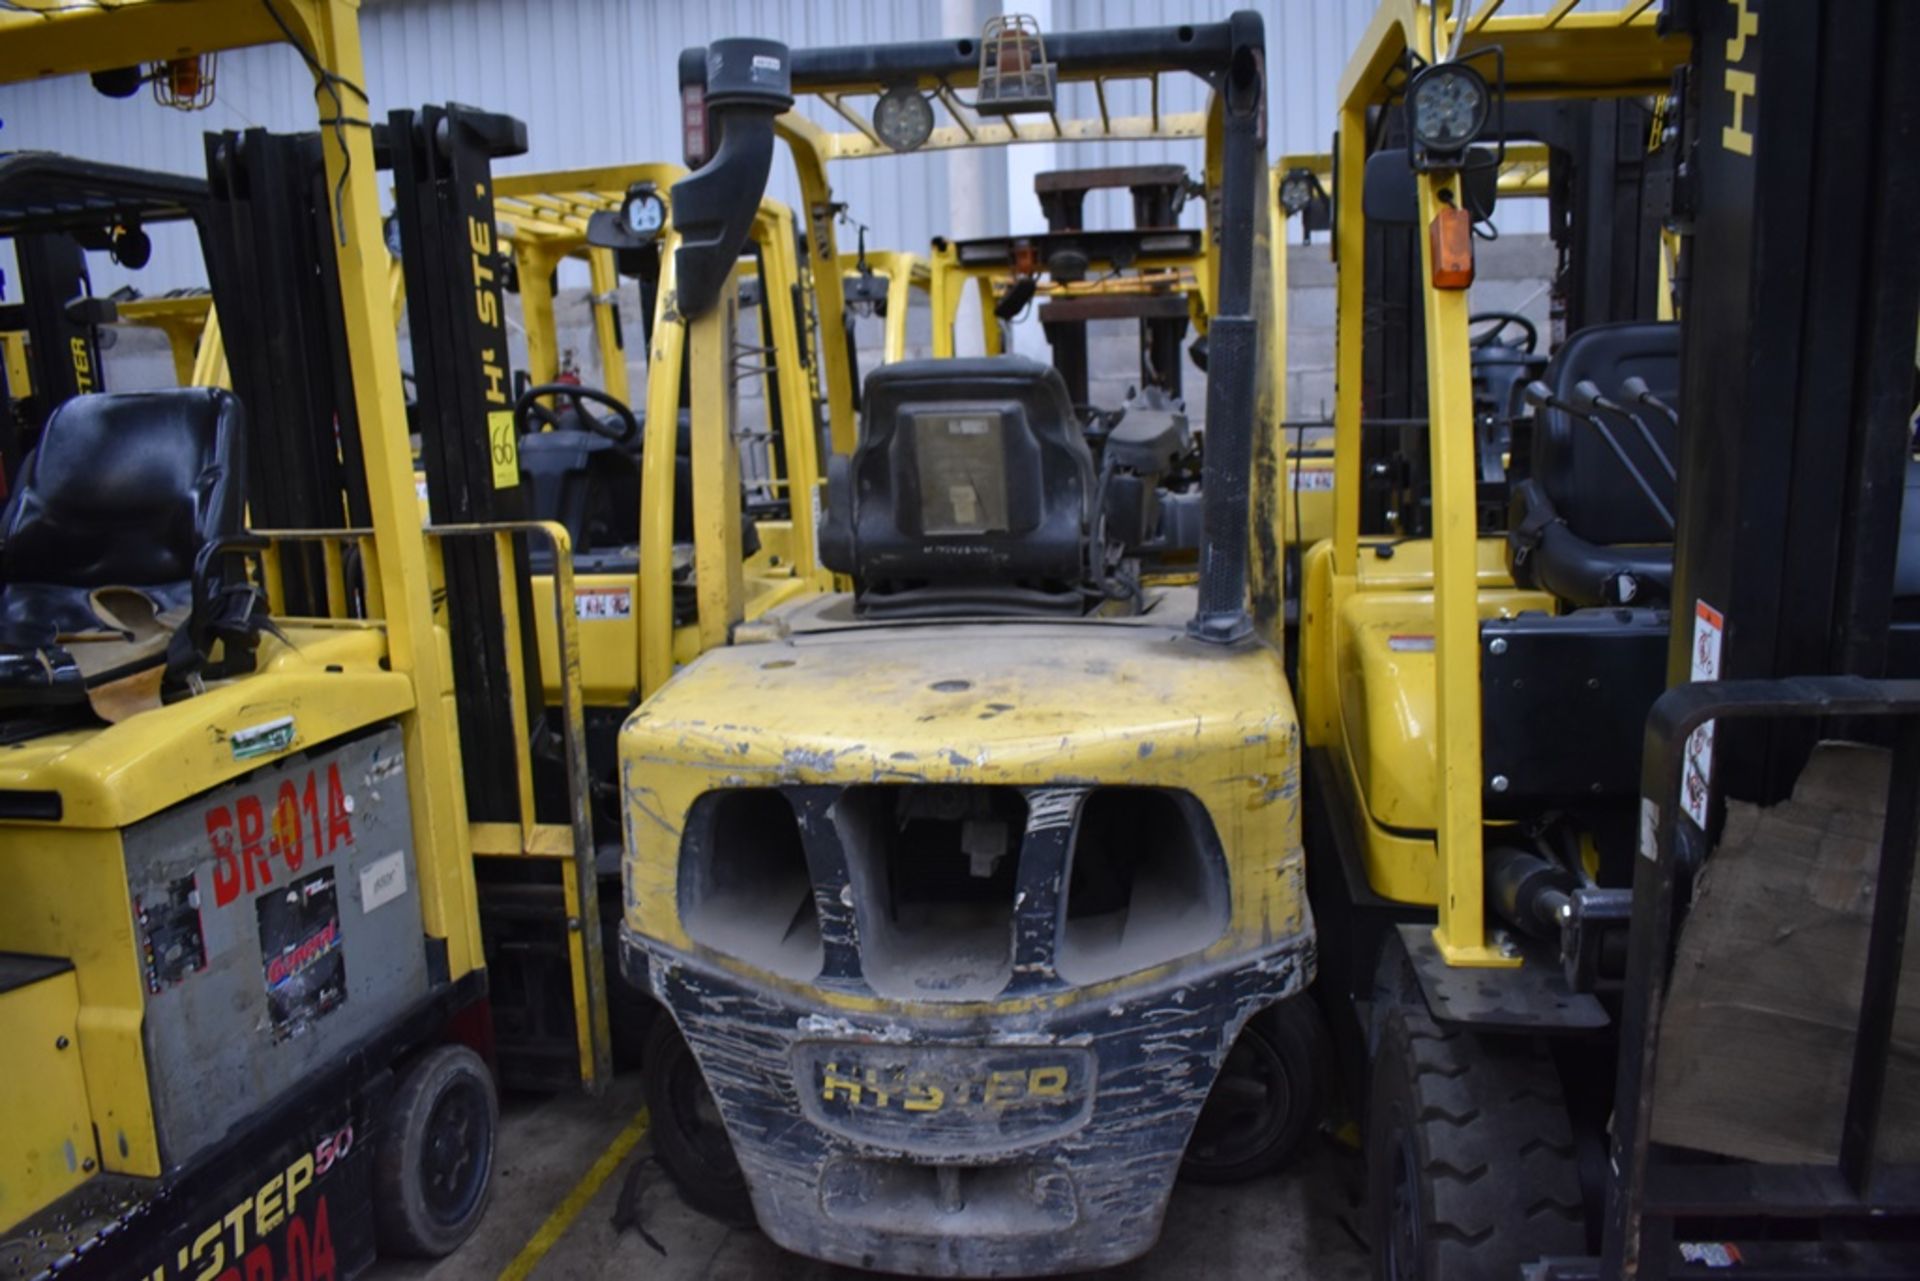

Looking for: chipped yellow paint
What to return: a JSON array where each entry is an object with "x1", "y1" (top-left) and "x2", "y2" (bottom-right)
[
  {"x1": 621, "y1": 589, "x2": 1305, "y2": 1016},
  {"x1": 0, "y1": 627, "x2": 409, "y2": 829}
]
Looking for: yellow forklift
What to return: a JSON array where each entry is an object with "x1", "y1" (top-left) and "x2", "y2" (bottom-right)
[
  {"x1": 620, "y1": 13, "x2": 1314, "y2": 1273},
  {"x1": 1300, "y1": 2, "x2": 1920, "y2": 1277},
  {"x1": 0, "y1": 1, "x2": 594, "y2": 1274}
]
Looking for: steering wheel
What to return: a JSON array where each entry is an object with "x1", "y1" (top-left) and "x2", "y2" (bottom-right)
[
  {"x1": 512, "y1": 382, "x2": 640, "y2": 444},
  {"x1": 1469, "y1": 311, "x2": 1538, "y2": 354}
]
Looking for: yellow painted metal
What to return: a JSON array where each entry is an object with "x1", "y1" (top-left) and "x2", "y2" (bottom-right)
[
  {"x1": 818, "y1": 112, "x2": 1209, "y2": 163},
  {"x1": 1336, "y1": 1, "x2": 1685, "y2": 111},
  {"x1": 1316, "y1": 1, "x2": 1686, "y2": 968},
  {"x1": 514, "y1": 241, "x2": 564, "y2": 386},
  {"x1": 0, "y1": 627, "x2": 409, "y2": 827},
  {"x1": 1253, "y1": 160, "x2": 1289, "y2": 648},
  {"x1": 688, "y1": 293, "x2": 745, "y2": 653},
  {"x1": 776, "y1": 114, "x2": 857, "y2": 456},
  {"x1": 586, "y1": 248, "x2": 630, "y2": 404},
  {"x1": 1288, "y1": 142, "x2": 1553, "y2": 202},
  {"x1": 839, "y1": 250, "x2": 929, "y2": 366},
  {"x1": 492, "y1": 529, "x2": 541, "y2": 848},
  {"x1": 1412, "y1": 49, "x2": 1509, "y2": 968},
  {"x1": 0, "y1": 0, "x2": 518, "y2": 1233},
  {"x1": 622, "y1": 595, "x2": 1306, "y2": 1015},
  {"x1": 638, "y1": 243, "x2": 684, "y2": 699},
  {"x1": 755, "y1": 206, "x2": 825, "y2": 583},
  {"x1": 560, "y1": 857, "x2": 594, "y2": 1084},
  {"x1": 0, "y1": 0, "x2": 289, "y2": 79},
  {"x1": 0, "y1": 826, "x2": 160, "y2": 1180},
  {"x1": 1331, "y1": 107, "x2": 1368, "y2": 575},
  {"x1": 1, "y1": 330, "x2": 28, "y2": 398},
  {"x1": 0, "y1": 967, "x2": 97, "y2": 1232},
  {"x1": 298, "y1": 0, "x2": 485, "y2": 980},
  {"x1": 113, "y1": 295, "x2": 215, "y2": 385},
  {"x1": 471, "y1": 822, "x2": 575, "y2": 857},
  {"x1": 190, "y1": 307, "x2": 229, "y2": 387}
]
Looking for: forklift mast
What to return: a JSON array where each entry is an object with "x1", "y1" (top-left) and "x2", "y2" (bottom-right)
[
  {"x1": 386, "y1": 104, "x2": 550, "y2": 827},
  {"x1": 1668, "y1": 0, "x2": 1920, "y2": 805},
  {"x1": 202, "y1": 127, "x2": 373, "y2": 614}
]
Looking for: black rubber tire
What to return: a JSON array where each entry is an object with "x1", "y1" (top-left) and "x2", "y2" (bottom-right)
[
  {"x1": 1366, "y1": 1002, "x2": 1585, "y2": 1281},
  {"x1": 1181, "y1": 996, "x2": 1329, "y2": 1184},
  {"x1": 372, "y1": 1044, "x2": 499, "y2": 1258},
  {"x1": 642, "y1": 1014, "x2": 755, "y2": 1227}
]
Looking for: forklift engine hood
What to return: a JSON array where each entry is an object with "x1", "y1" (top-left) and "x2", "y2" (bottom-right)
[{"x1": 617, "y1": 592, "x2": 1313, "y2": 1274}]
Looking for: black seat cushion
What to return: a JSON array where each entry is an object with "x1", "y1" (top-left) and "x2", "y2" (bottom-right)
[
  {"x1": 1532, "y1": 321, "x2": 1680, "y2": 546},
  {"x1": 0, "y1": 388, "x2": 246, "y2": 636}
]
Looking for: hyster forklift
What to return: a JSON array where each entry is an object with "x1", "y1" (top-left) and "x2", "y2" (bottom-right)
[
  {"x1": 1299, "y1": 1, "x2": 1920, "y2": 1277},
  {"x1": 0, "y1": 1, "x2": 607, "y2": 1275},
  {"x1": 619, "y1": 14, "x2": 1312, "y2": 1274}
]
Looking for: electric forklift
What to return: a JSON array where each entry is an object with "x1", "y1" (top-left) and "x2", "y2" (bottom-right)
[
  {"x1": 0, "y1": 2, "x2": 595, "y2": 1275},
  {"x1": 618, "y1": 14, "x2": 1316, "y2": 1275},
  {"x1": 1297, "y1": 2, "x2": 1920, "y2": 1277}
]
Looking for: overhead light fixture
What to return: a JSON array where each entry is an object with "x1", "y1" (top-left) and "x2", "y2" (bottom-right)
[
  {"x1": 110, "y1": 221, "x2": 151, "y2": 269},
  {"x1": 1407, "y1": 61, "x2": 1490, "y2": 168},
  {"x1": 1278, "y1": 167, "x2": 1319, "y2": 216},
  {"x1": 873, "y1": 84, "x2": 935, "y2": 152}
]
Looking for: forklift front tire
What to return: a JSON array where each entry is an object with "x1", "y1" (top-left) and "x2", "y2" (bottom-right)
[
  {"x1": 373, "y1": 1044, "x2": 500, "y2": 1258},
  {"x1": 1181, "y1": 996, "x2": 1329, "y2": 1184},
  {"x1": 643, "y1": 1015, "x2": 755, "y2": 1227},
  {"x1": 1365, "y1": 1003, "x2": 1583, "y2": 1280}
]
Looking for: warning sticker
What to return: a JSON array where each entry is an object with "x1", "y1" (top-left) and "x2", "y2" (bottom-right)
[
  {"x1": 488, "y1": 409, "x2": 520, "y2": 489},
  {"x1": 1287, "y1": 466, "x2": 1336, "y2": 492},
  {"x1": 258, "y1": 867, "x2": 347, "y2": 1040},
  {"x1": 576, "y1": 586, "x2": 634, "y2": 620},
  {"x1": 1682, "y1": 599, "x2": 1724, "y2": 830}
]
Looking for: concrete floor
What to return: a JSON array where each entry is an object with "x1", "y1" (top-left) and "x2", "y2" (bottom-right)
[{"x1": 369, "y1": 1073, "x2": 1373, "y2": 1281}]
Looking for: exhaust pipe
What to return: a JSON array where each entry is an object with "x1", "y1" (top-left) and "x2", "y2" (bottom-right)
[{"x1": 671, "y1": 39, "x2": 793, "y2": 320}]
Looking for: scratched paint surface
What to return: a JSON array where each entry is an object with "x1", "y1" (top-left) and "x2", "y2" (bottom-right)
[
  {"x1": 620, "y1": 589, "x2": 1308, "y2": 992},
  {"x1": 615, "y1": 590, "x2": 1312, "y2": 1272},
  {"x1": 648, "y1": 938, "x2": 1314, "y2": 1276}
]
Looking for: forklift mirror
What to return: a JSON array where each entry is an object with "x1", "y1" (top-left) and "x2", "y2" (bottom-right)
[
  {"x1": 586, "y1": 209, "x2": 650, "y2": 252},
  {"x1": 1362, "y1": 149, "x2": 1419, "y2": 225}
]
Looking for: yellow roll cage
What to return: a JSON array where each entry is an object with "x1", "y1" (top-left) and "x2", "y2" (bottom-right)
[{"x1": 1324, "y1": 0, "x2": 1686, "y2": 967}]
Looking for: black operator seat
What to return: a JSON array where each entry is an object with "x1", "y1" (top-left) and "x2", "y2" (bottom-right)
[
  {"x1": 0, "y1": 388, "x2": 251, "y2": 706},
  {"x1": 1509, "y1": 321, "x2": 1680, "y2": 607},
  {"x1": 516, "y1": 406, "x2": 758, "y2": 574},
  {"x1": 820, "y1": 356, "x2": 1097, "y2": 618}
]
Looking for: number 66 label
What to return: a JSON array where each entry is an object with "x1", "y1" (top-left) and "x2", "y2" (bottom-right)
[{"x1": 488, "y1": 409, "x2": 520, "y2": 489}]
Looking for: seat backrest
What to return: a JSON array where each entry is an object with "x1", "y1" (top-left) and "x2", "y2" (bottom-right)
[
  {"x1": 1, "y1": 388, "x2": 245, "y2": 592},
  {"x1": 1531, "y1": 321, "x2": 1679, "y2": 545},
  {"x1": 517, "y1": 428, "x2": 620, "y2": 554},
  {"x1": 821, "y1": 356, "x2": 1094, "y2": 592}
]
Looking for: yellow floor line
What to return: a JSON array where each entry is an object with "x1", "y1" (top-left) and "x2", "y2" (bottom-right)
[{"x1": 498, "y1": 1107, "x2": 651, "y2": 1281}]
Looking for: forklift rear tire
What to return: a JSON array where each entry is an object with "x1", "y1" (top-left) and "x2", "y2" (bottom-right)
[
  {"x1": 1366, "y1": 1003, "x2": 1583, "y2": 1281},
  {"x1": 373, "y1": 1044, "x2": 499, "y2": 1258},
  {"x1": 1180, "y1": 996, "x2": 1328, "y2": 1183},
  {"x1": 642, "y1": 1015, "x2": 755, "y2": 1227}
]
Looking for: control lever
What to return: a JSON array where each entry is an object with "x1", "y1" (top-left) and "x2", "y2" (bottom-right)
[
  {"x1": 1526, "y1": 379, "x2": 1674, "y2": 531},
  {"x1": 1621, "y1": 374, "x2": 1683, "y2": 437},
  {"x1": 1574, "y1": 378, "x2": 1676, "y2": 482}
]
